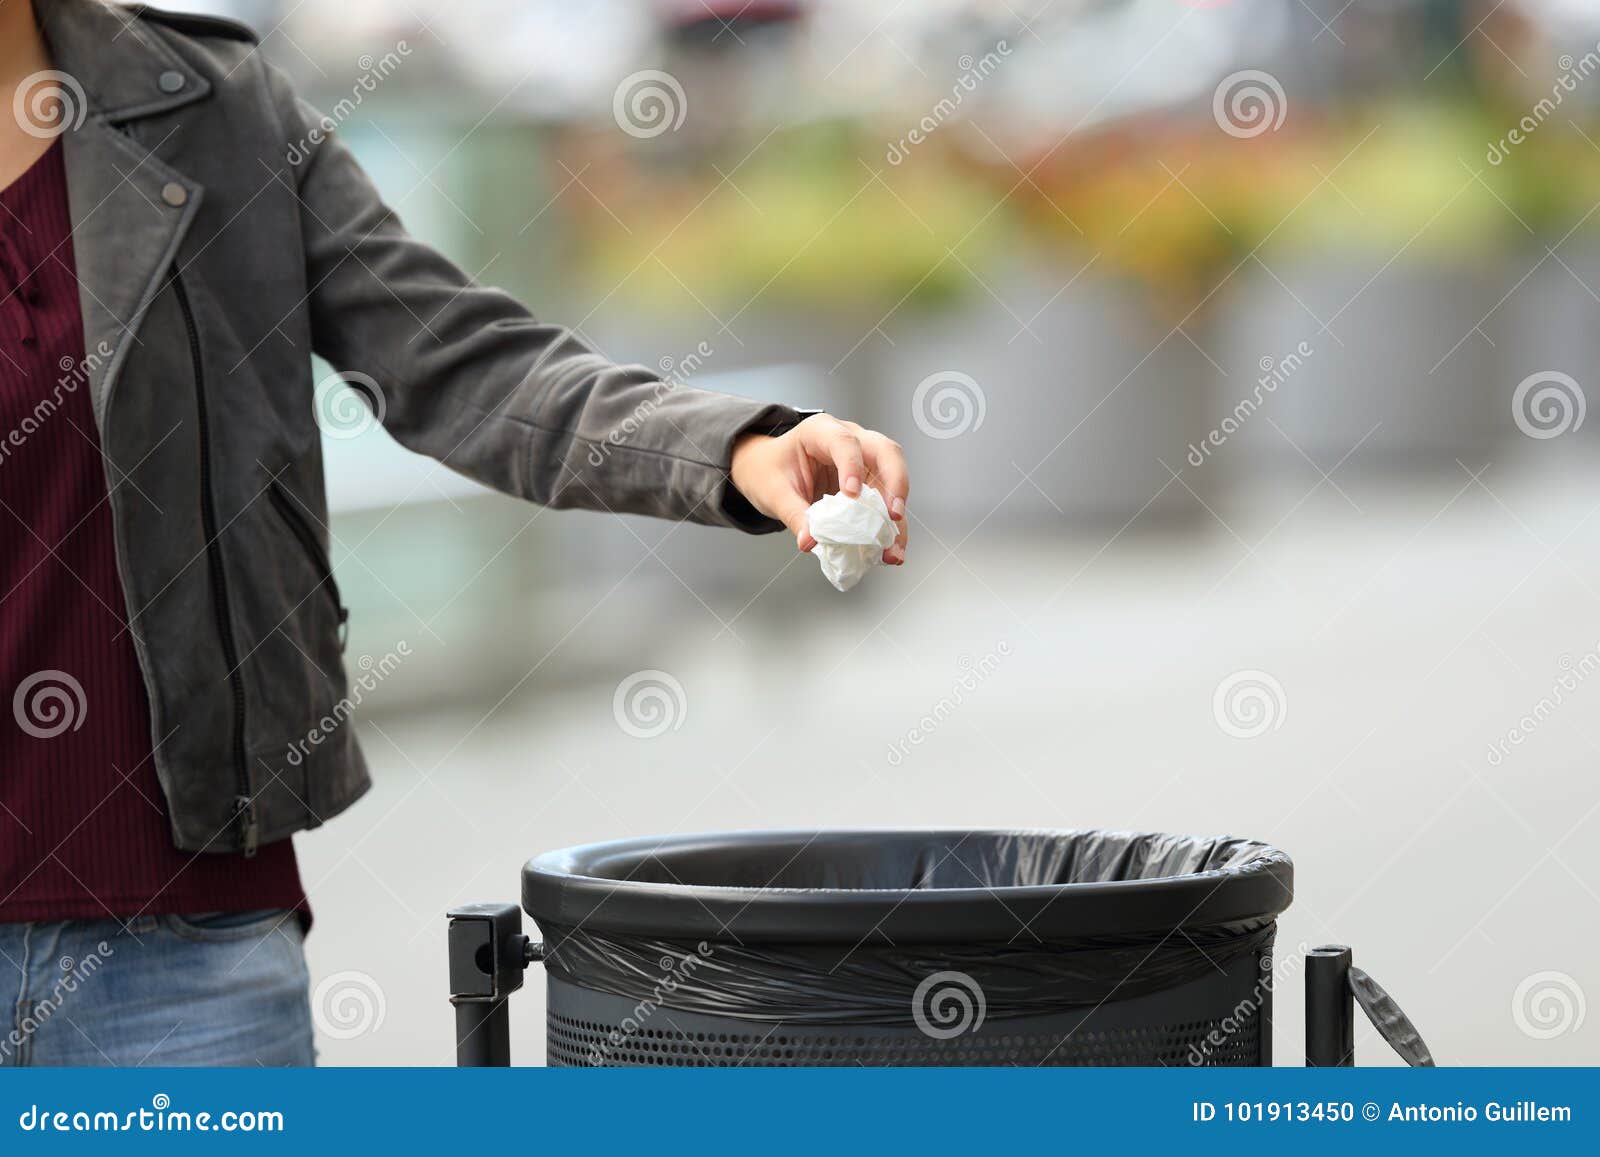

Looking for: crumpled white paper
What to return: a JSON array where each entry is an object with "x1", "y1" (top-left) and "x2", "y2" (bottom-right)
[{"x1": 806, "y1": 485, "x2": 897, "y2": 592}]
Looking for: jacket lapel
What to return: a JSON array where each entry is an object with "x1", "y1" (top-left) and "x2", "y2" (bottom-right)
[{"x1": 39, "y1": 0, "x2": 213, "y2": 429}]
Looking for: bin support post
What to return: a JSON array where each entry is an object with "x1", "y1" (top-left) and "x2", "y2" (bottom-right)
[
  {"x1": 447, "y1": 902, "x2": 538, "y2": 1067},
  {"x1": 1305, "y1": 944, "x2": 1354, "y2": 1067},
  {"x1": 455, "y1": 999, "x2": 512, "y2": 1067}
]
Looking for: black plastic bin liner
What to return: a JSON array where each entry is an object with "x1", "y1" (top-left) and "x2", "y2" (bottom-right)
[{"x1": 523, "y1": 829, "x2": 1292, "y2": 1027}]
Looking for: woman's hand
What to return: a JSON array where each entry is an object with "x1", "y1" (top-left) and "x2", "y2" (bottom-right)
[{"x1": 730, "y1": 414, "x2": 909, "y2": 564}]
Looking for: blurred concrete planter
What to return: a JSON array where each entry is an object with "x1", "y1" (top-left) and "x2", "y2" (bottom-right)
[
  {"x1": 1216, "y1": 255, "x2": 1503, "y2": 471},
  {"x1": 1488, "y1": 244, "x2": 1600, "y2": 461},
  {"x1": 876, "y1": 268, "x2": 1212, "y2": 533},
  {"x1": 332, "y1": 496, "x2": 547, "y2": 708}
]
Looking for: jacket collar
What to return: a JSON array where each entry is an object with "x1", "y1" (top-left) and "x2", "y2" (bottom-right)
[
  {"x1": 34, "y1": 0, "x2": 212, "y2": 430},
  {"x1": 37, "y1": 0, "x2": 212, "y2": 124}
]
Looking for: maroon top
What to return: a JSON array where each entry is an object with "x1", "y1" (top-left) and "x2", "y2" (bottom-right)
[{"x1": 0, "y1": 141, "x2": 305, "y2": 924}]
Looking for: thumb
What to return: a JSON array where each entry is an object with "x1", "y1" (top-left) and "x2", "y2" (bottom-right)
[{"x1": 771, "y1": 492, "x2": 816, "y2": 552}]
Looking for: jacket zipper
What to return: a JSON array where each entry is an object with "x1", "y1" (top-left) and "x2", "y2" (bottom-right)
[
  {"x1": 267, "y1": 479, "x2": 349, "y2": 648},
  {"x1": 171, "y1": 269, "x2": 258, "y2": 857}
]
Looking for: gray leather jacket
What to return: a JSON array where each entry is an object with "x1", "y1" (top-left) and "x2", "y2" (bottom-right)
[{"x1": 38, "y1": 0, "x2": 798, "y2": 854}]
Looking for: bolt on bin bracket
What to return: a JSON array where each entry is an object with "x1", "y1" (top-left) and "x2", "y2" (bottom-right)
[{"x1": 448, "y1": 902, "x2": 543, "y2": 1066}]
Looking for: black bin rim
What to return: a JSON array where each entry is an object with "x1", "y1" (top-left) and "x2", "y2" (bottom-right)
[{"x1": 522, "y1": 827, "x2": 1292, "y2": 944}]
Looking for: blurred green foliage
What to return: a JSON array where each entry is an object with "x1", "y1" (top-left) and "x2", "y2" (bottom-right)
[
  {"x1": 566, "y1": 99, "x2": 1600, "y2": 318},
  {"x1": 581, "y1": 123, "x2": 1014, "y2": 314}
]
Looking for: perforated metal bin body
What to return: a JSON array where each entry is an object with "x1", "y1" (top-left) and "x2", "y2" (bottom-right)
[{"x1": 523, "y1": 829, "x2": 1293, "y2": 1068}]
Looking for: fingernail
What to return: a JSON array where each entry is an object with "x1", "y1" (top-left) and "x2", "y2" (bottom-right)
[
  {"x1": 891, "y1": 497, "x2": 905, "y2": 520},
  {"x1": 844, "y1": 476, "x2": 861, "y2": 496}
]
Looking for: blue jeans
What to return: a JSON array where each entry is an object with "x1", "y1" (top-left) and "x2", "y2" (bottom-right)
[{"x1": 0, "y1": 911, "x2": 314, "y2": 1066}]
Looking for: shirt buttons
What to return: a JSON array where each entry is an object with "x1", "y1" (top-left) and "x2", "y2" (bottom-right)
[
  {"x1": 158, "y1": 70, "x2": 187, "y2": 94},
  {"x1": 161, "y1": 182, "x2": 188, "y2": 207}
]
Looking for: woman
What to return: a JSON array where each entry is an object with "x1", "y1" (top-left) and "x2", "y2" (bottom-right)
[{"x1": 0, "y1": 0, "x2": 909, "y2": 1066}]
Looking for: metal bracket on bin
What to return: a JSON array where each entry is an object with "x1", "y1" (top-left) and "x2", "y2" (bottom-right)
[{"x1": 447, "y1": 902, "x2": 543, "y2": 1067}]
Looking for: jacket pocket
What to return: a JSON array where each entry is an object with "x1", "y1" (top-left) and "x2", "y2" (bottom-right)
[{"x1": 267, "y1": 479, "x2": 348, "y2": 649}]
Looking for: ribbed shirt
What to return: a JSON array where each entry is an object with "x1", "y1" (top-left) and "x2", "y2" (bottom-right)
[{"x1": 0, "y1": 140, "x2": 305, "y2": 923}]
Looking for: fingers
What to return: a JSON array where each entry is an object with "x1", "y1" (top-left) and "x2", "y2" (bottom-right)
[
  {"x1": 862, "y1": 433, "x2": 909, "y2": 519},
  {"x1": 792, "y1": 414, "x2": 910, "y2": 564},
  {"x1": 861, "y1": 431, "x2": 909, "y2": 565},
  {"x1": 879, "y1": 505, "x2": 907, "y2": 565},
  {"x1": 802, "y1": 418, "x2": 866, "y2": 498},
  {"x1": 884, "y1": 513, "x2": 908, "y2": 566}
]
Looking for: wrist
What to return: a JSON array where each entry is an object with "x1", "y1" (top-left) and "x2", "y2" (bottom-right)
[{"x1": 729, "y1": 431, "x2": 768, "y2": 492}]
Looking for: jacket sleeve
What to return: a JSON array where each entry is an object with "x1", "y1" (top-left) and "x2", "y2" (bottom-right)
[{"x1": 266, "y1": 66, "x2": 794, "y2": 533}]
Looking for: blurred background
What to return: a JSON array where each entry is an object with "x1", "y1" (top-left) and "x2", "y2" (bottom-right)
[{"x1": 182, "y1": 0, "x2": 1600, "y2": 1064}]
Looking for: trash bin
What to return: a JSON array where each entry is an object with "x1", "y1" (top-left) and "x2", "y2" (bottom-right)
[{"x1": 518, "y1": 828, "x2": 1293, "y2": 1067}]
